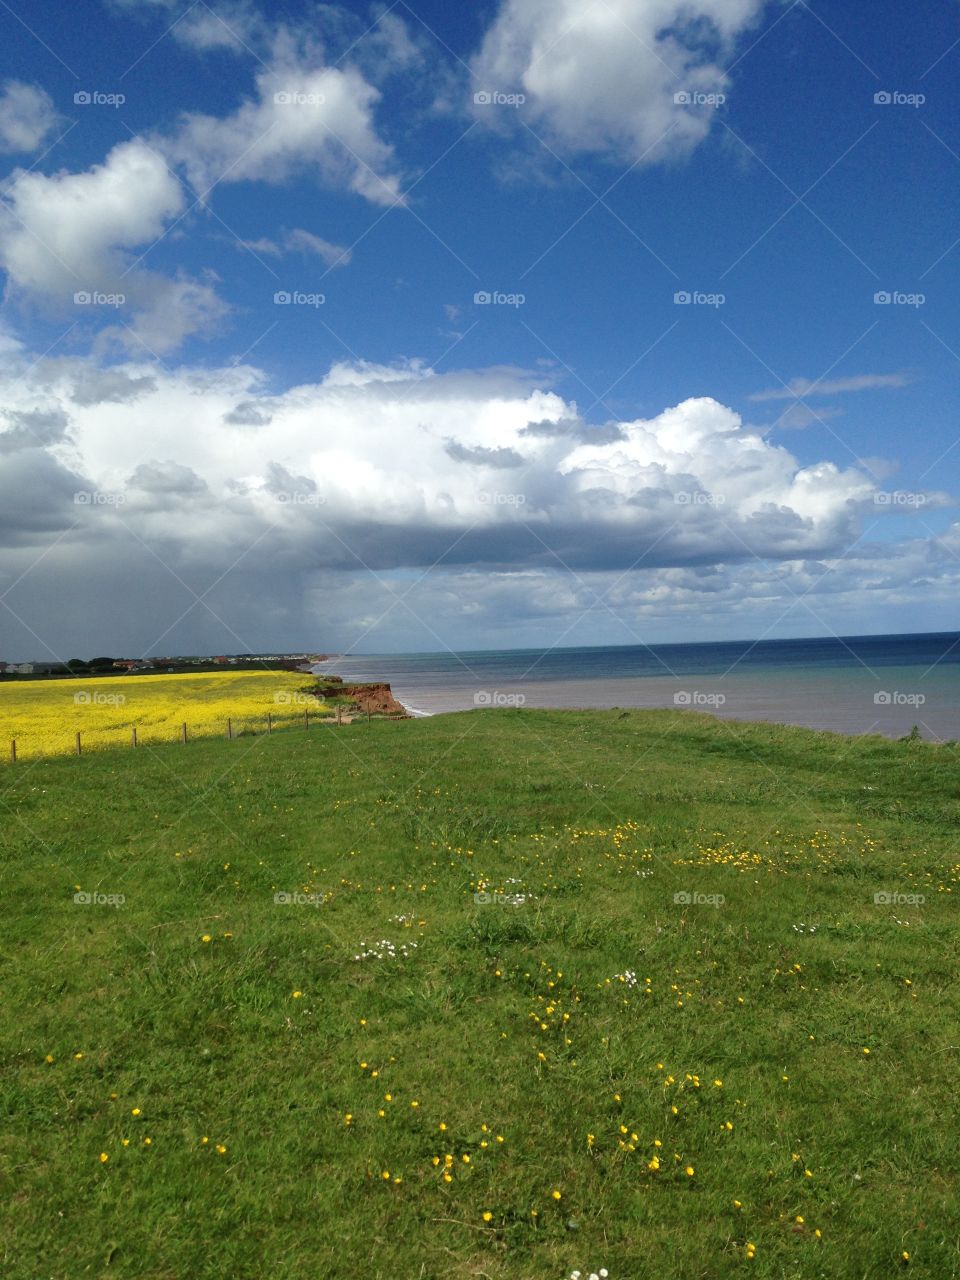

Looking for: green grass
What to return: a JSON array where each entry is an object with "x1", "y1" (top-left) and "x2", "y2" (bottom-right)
[{"x1": 1, "y1": 708, "x2": 958, "y2": 1279}]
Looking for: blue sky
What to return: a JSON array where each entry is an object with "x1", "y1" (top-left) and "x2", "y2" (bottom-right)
[{"x1": 0, "y1": 0, "x2": 959, "y2": 658}]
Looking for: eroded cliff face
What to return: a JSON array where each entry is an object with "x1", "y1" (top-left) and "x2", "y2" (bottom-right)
[{"x1": 310, "y1": 678, "x2": 407, "y2": 717}]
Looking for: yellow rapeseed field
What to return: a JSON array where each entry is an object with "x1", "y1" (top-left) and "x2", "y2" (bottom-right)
[{"x1": 0, "y1": 670, "x2": 329, "y2": 761}]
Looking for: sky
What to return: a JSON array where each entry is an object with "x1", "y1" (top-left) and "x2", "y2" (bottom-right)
[{"x1": 0, "y1": 0, "x2": 959, "y2": 660}]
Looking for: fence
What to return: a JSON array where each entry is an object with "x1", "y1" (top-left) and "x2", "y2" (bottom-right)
[{"x1": 5, "y1": 704, "x2": 382, "y2": 764}]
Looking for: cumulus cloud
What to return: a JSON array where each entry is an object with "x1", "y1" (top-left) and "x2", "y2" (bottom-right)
[
  {"x1": 161, "y1": 42, "x2": 403, "y2": 205},
  {"x1": 0, "y1": 139, "x2": 226, "y2": 353},
  {"x1": 0, "y1": 81, "x2": 59, "y2": 153},
  {"x1": 470, "y1": 0, "x2": 768, "y2": 164},
  {"x1": 0, "y1": 335, "x2": 947, "y2": 656}
]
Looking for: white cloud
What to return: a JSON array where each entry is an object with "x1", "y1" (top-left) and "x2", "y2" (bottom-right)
[
  {"x1": 751, "y1": 372, "x2": 913, "y2": 401},
  {"x1": 471, "y1": 0, "x2": 768, "y2": 164},
  {"x1": 0, "y1": 80, "x2": 59, "y2": 153},
  {"x1": 161, "y1": 47, "x2": 403, "y2": 205},
  {"x1": 233, "y1": 227, "x2": 352, "y2": 267},
  {"x1": 0, "y1": 341, "x2": 951, "y2": 655},
  {"x1": 0, "y1": 139, "x2": 226, "y2": 353}
]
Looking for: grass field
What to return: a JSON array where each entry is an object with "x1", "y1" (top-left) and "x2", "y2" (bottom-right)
[
  {"x1": 0, "y1": 670, "x2": 330, "y2": 760},
  {"x1": 1, "y1": 708, "x2": 958, "y2": 1279}
]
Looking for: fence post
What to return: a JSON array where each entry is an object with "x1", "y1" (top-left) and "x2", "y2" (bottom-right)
[
  {"x1": 131, "y1": 726, "x2": 137, "y2": 748},
  {"x1": 267, "y1": 712, "x2": 272, "y2": 734},
  {"x1": 337, "y1": 705, "x2": 342, "y2": 726},
  {"x1": 304, "y1": 708, "x2": 309, "y2": 730},
  {"x1": 76, "y1": 731, "x2": 81, "y2": 756},
  {"x1": 227, "y1": 717, "x2": 233, "y2": 740},
  {"x1": 10, "y1": 739, "x2": 15, "y2": 763},
  {"x1": 181, "y1": 722, "x2": 188, "y2": 744}
]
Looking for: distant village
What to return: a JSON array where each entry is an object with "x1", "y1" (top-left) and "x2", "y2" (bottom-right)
[{"x1": 0, "y1": 654, "x2": 326, "y2": 678}]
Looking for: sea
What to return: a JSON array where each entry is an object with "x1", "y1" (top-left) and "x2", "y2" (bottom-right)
[{"x1": 313, "y1": 632, "x2": 960, "y2": 740}]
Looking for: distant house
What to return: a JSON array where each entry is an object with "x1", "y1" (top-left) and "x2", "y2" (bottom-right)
[
  {"x1": 215, "y1": 656, "x2": 229, "y2": 664},
  {"x1": 10, "y1": 663, "x2": 35, "y2": 674},
  {"x1": 113, "y1": 660, "x2": 140, "y2": 671}
]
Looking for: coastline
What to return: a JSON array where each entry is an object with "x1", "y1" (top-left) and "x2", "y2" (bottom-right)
[{"x1": 313, "y1": 635, "x2": 960, "y2": 740}]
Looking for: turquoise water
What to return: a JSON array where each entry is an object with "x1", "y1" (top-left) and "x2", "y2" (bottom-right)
[{"x1": 315, "y1": 632, "x2": 960, "y2": 739}]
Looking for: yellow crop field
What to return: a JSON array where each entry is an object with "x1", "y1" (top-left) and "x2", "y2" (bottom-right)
[{"x1": 0, "y1": 670, "x2": 329, "y2": 761}]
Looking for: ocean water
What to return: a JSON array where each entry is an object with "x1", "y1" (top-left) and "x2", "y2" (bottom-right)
[{"x1": 314, "y1": 632, "x2": 960, "y2": 739}]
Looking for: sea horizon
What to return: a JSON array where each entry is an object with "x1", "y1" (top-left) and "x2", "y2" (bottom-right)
[{"x1": 314, "y1": 629, "x2": 960, "y2": 739}]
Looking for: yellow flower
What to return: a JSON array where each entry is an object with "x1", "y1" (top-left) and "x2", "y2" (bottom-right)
[
  {"x1": 143, "y1": 1137, "x2": 152, "y2": 1146},
  {"x1": 381, "y1": 1170, "x2": 390, "y2": 1180},
  {"x1": 99, "y1": 1152, "x2": 109, "y2": 1164},
  {"x1": 482, "y1": 1211, "x2": 493, "y2": 1223},
  {"x1": 121, "y1": 1139, "x2": 130, "y2": 1147},
  {"x1": 647, "y1": 1156, "x2": 660, "y2": 1171},
  {"x1": 216, "y1": 1144, "x2": 227, "y2": 1155},
  {"x1": 131, "y1": 1108, "x2": 141, "y2": 1117},
  {"x1": 551, "y1": 1189, "x2": 561, "y2": 1200},
  {"x1": 384, "y1": 1093, "x2": 392, "y2": 1102},
  {"x1": 685, "y1": 1166, "x2": 695, "y2": 1177},
  {"x1": 44, "y1": 1054, "x2": 54, "y2": 1064},
  {"x1": 292, "y1": 991, "x2": 302, "y2": 999},
  {"x1": 439, "y1": 1122, "x2": 447, "y2": 1131},
  {"x1": 201, "y1": 935, "x2": 211, "y2": 944}
]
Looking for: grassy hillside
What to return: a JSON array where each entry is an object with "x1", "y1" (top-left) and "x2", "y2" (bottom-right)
[{"x1": 1, "y1": 709, "x2": 958, "y2": 1279}]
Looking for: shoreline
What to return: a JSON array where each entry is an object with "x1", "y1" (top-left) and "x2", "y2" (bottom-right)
[{"x1": 313, "y1": 652, "x2": 960, "y2": 741}]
